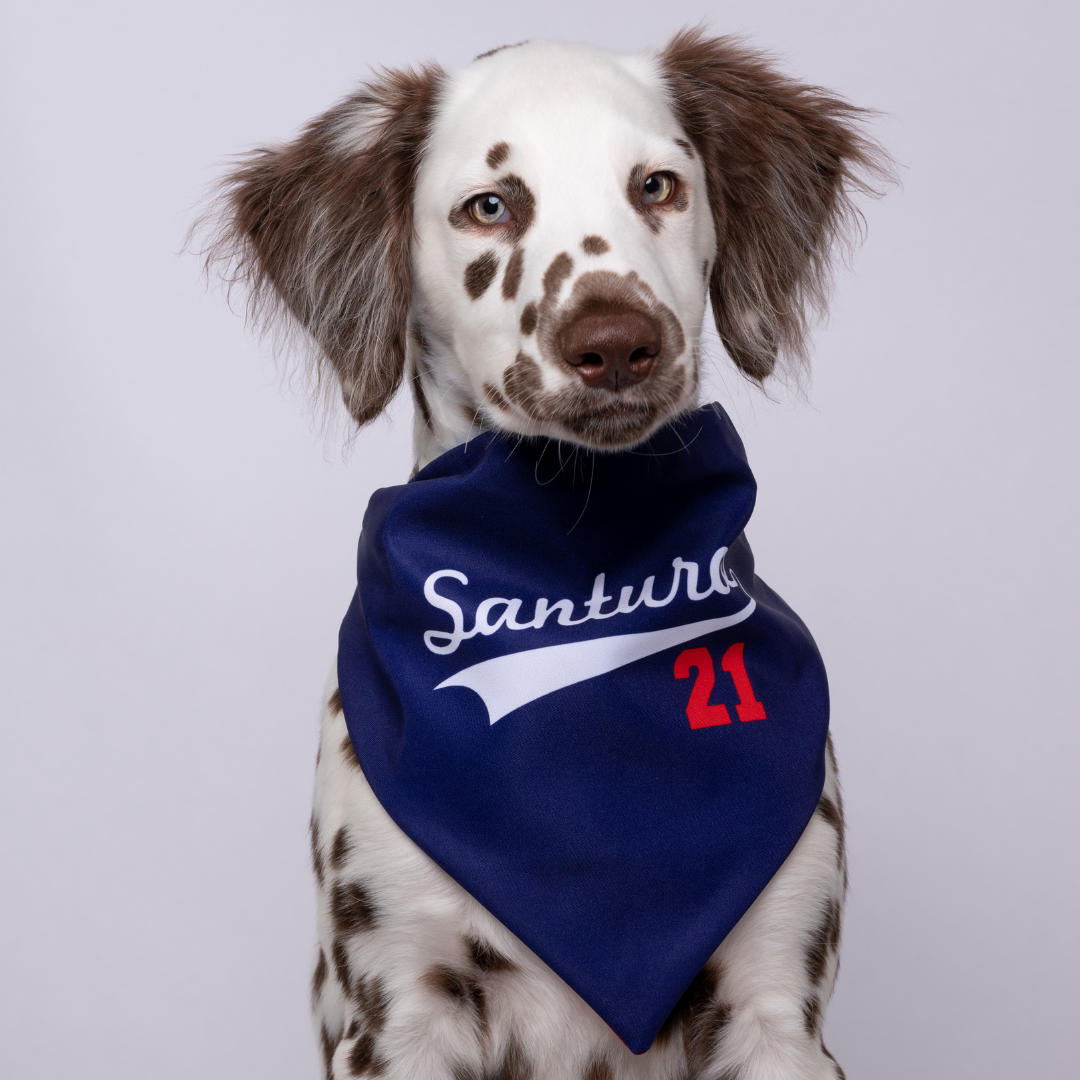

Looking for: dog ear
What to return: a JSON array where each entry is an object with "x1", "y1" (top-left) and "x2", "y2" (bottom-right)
[
  {"x1": 660, "y1": 28, "x2": 891, "y2": 382},
  {"x1": 204, "y1": 63, "x2": 445, "y2": 426}
]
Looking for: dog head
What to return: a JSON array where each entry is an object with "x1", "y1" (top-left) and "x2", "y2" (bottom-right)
[{"x1": 207, "y1": 30, "x2": 885, "y2": 465}]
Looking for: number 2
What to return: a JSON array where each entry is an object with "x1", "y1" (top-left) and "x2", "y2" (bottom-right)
[
  {"x1": 674, "y1": 642, "x2": 767, "y2": 729},
  {"x1": 673, "y1": 648, "x2": 731, "y2": 728}
]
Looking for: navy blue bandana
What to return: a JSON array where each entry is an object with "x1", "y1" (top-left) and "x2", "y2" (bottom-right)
[{"x1": 337, "y1": 403, "x2": 829, "y2": 1053}]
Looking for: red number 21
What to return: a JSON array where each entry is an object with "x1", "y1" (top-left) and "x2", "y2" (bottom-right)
[{"x1": 673, "y1": 642, "x2": 767, "y2": 729}]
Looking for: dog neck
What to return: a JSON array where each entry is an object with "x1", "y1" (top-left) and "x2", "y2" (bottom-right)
[{"x1": 408, "y1": 341, "x2": 492, "y2": 471}]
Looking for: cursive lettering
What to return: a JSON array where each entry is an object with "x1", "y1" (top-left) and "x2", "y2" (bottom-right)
[{"x1": 423, "y1": 548, "x2": 741, "y2": 655}]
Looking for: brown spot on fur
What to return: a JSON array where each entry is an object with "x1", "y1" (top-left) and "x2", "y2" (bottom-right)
[
  {"x1": 465, "y1": 252, "x2": 500, "y2": 299},
  {"x1": 331, "y1": 881, "x2": 379, "y2": 936},
  {"x1": 816, "y1": 794, "x2": 843, "y2": 830},
  {"x1": 689, "y1": 1002, "x2": 731, "y2": 1071},
  {"x1": 410, "y1": 340, "x2": 434, "y2": 429},
  {"x1": 499, "y1": 175, "x2": 536, "y2": 243},
  {"x1": 340, "y1": 733, "x2": 362, "y2": 771},
  {"x1": 354, "y1": 974, "x2": 390, "y2": 1034},
  {"x1": 492, "y1": 1037, "x2": 532, "y2": 1080},
  {"x1": 655, "y1": 964, "x2": 715, "y2": 1045},
  {"x1": 459, "y1": 400, "x2": 483, "y2": 429},
  {"x1": 201, "y1": 62, "x2": 445, "y2": 428},
  {"x1": 803, "y1": 995, "x2": 822, "y2": 1038},
  {"x1": 581, "y1": 235, "x2": 610, "y2": 255},
  {"x1": 519, "y1": 302, "x2": 538, "y2": 335},
  {"x1": 502, "y1": 247, "x2": 524, "y2": 300},
  {"x1": 486, "y1": 141, "x2": 510, "y2": 169},
  {"x1": 474, "y1": 41, "x2": 528, "y2": 61},
  {"x1": 659, "y1": 27, "x2": 892, "y2": 382},
  {"x1": 703, "y1": 259, "x2": 710, "y2": 281},
  {"x1": 413, "y1": 377, "x2": 433, "y2": 428},
  {"x1": 482, "y1": 381, "x2": 513, "y2": 413},
  {"x1": 328, "y1": 687, "x2": 343, "y2": 714},
  {"x1": 312, "y1": 948, "x2": 328, "y2": 1004},
  {"x1": 331, "y1": 938, "x2": 352, "y2": 994},
  {"x1": 821, "y1": 736, "x2": 847, "y2": 877},
  {"x1": 422, "y1": 965, "x2": 487, "y2": 1034},
  {"x1": 310, "y1": 816, "x2": 325, "y2": 888},
  {"x1": 347, "y1": 1033, "x2": 386, "y2": 1076},
  {"x1": 468, "y1": 936, "x2": 516, "y2": 973},
  {"x1": 542, "y1": 252, "x2": 574, "y2": 299},
  {"x1": 653, "y1": 963, "x2": 732, "y2": 1071},
  {"x1": 330, "y1": 826, "x2": 352, "y2": 870},
  {"x1": 320, "y1": 1022, "x2": 339, "y2": 1080},
  {"x1": 582, "y1": 1057, "x2": 613, "y2": 1080},
  {"x1": 503, "y1": 354, "x2": 544, "y2": 420},
  {"x1": 806, "y1": 897, "x2": 842, "y2": 986},
  {"x1": 822, "y1": 1043, "x2": 846, "y2": 1079},
  {"x1": 674, "y1": 136, "x2": 694, "y2": 157}
]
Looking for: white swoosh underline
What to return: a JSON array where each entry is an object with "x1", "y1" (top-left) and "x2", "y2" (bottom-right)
[{"x1": 434, "y1": 599, "x2": 756, "y2": 724}]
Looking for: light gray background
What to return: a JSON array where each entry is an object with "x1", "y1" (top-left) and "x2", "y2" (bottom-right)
[{"x1": 2, "y1": 1, "x2": 1077, "y2": 1077}]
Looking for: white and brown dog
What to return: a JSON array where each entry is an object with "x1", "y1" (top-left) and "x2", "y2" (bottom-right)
[{"x1": 208, "y1": 28, "x2": 886, "y2": 1080}]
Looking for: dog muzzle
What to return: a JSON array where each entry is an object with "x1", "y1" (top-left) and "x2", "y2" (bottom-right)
[{"x1": 337, "y1": 403, "x2": 830, "y2": 1053}]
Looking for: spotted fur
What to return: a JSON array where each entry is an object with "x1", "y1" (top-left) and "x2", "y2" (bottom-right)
[{"x1": 207, "y1": 30, "x2": 885, "y2": 1080}]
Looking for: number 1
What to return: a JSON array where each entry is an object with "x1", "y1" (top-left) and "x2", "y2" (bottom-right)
[
  {"x1": 720, "y1": 642, "x2": 767, "y2": 722},
  {"x1": 674, "y1": 642, "x2": 767, "y2": 729}
]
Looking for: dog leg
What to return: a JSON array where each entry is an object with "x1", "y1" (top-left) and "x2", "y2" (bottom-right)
[{"x1": 685, "y1": 737, "x2": 847, "y2": 1080}]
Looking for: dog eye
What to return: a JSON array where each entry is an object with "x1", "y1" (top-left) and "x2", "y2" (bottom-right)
[
  {"x1": 642, "y1": 172, "x2": 675, "y2": 205},
  {"x1": 468, "y1": 194, "x2": 510, "y2": 225}
]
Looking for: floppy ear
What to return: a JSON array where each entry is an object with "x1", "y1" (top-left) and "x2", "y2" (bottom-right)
[
  {"x1": 204, "y1": 63, "x2": 444, "y2": 426},
  {"x1": 660, "y1": 28, "x2": 891, "y2": 382}
]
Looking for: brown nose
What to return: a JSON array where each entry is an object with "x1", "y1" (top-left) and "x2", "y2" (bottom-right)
[{"x1": 559, "y1": 311, "x2": 662, "y2": 390}]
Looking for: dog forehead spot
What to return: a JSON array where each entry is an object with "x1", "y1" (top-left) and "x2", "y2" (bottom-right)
[
  {"x1": 520, "y1": 302, "x2": 538, "y2": 336},
  {"x1": 674, "y1": 137, "x2": 695, "y2": 158},
  {"x1": 486, "y1": 141, "x2": 510, "y2": 169},
  {"x1": 502, "y1": 248, "x2": 524, "y2": 300},
  {"x1": 542, "y1": 252, "x2": 574, "y2": 299},
  {"x1": 464, "y1": 252, "x2": 500, "y2": 299},
  {"x1": 581, "y1": 235, "x2": 610, "y2": 256}
]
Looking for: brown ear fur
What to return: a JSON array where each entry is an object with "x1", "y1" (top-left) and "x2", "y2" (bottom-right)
[
  {"x1": 660, "y1": 28, "x2": 892, "y2": 382},
  {"x1": 203, "y1": 63, "x2": 444, "y2": 426}
]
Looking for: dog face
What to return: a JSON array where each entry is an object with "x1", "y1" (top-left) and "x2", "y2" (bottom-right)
[
  {"x1": 411, "y1": 42, "x2": 714, "y2": 451},
  {"x1": 208, "y1": 30, "x2": 885, "y2": 465}
]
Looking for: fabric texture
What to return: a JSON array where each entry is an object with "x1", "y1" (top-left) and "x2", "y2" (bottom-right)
[{"x1": 337, "y1": 402, "x2": 830, "y2": 1053}]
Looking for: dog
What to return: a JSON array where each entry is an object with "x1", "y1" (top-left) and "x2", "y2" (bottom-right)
[{"x1": 206, "y1": 28, "x2": 886, "y2": 1080}]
